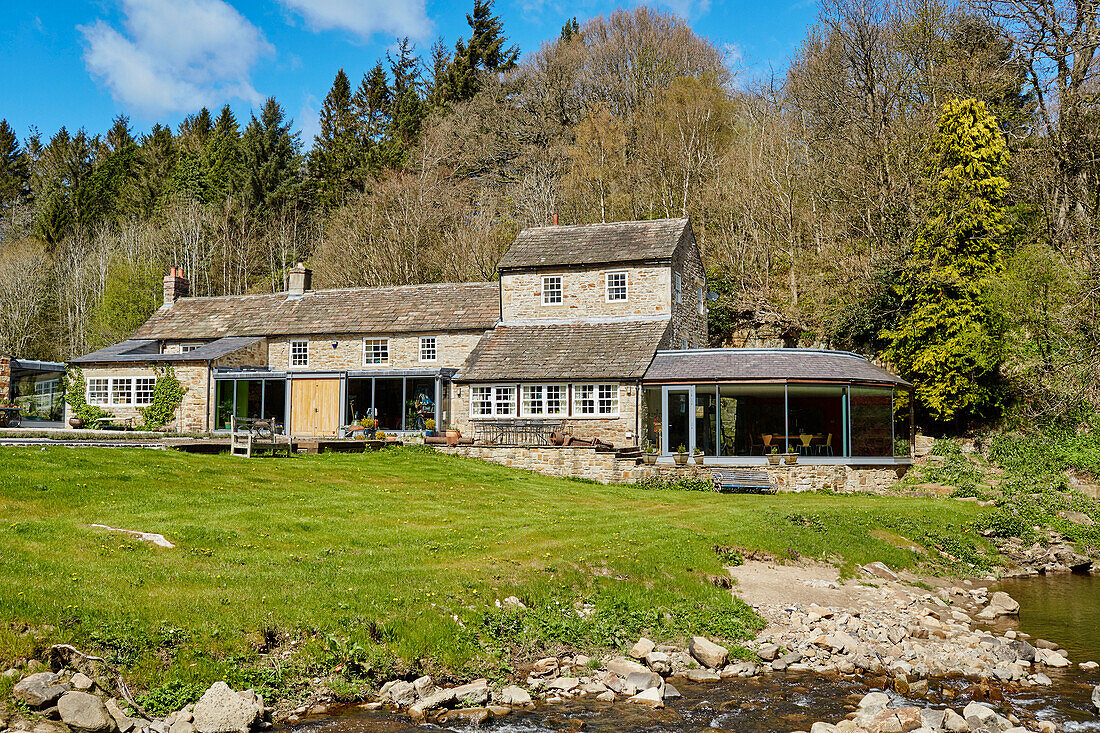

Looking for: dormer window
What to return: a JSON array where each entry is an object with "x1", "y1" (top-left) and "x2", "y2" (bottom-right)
[
  {"x1": 542, "y1": 276, "x2": 562, "y2": 305},
  {"x1": 606, "y1": 271, "x2": 628, "y2": 302}
]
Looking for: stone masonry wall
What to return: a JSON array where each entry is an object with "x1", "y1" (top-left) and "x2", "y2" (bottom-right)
[
  {"x1": 500, "y1": 265, "x2": 670, "y2": 321},
  {"x1": 670, "y1": 231, "x2": 708, "y2": 349},
  {"x1": 449, "y1": 383, "x2": 640, "y2": 445},
  {"x1": 77, "y1": 363, "x2": 208, "y2": 432},
  {"x1": 435, "y1": 443, "x2": 907, "y2": 492},
  {"x1": 0, "y1": 356, "x2": 10, "y2": 402},
  {"x1": 266, "y1": 331, "x2": 484, "y2": 371}
]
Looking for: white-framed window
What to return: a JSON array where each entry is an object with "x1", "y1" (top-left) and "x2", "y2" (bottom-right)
[
  {"x1": 180, "y1": 343, "x2": 202, "y2": 353},
  {"x1": 674, "y1": 272, "x2": 682, "y2": 303},
  {"x1": 541, "y1": 275, "x2": 562, "y2": 305},
  {"x1": 573, "y1": 383, "x2": 619, "y2": 417},
  {"x1": 34, "y1": 379, "x2": 58, "y2": 396},
  {"x1": 469, "y1": 385, "x2": 517, "y2": 417},
  {"x1": 697, "y1": 285, "x2": 705, "y2": 315},
  {"x1": 363, "y1": 338, "x2": 389, "y2": 365},
  {"x1": 606, "y1": 271, "x2": 628, "y2": 302},
  {"x1": 419, "y1": 336, "x2": 438, "y2": 362},
  {"x1": 134, "y1": 377, "x2": 156, "y2": 405},
  {"x1": 111, "y1": 378, "x2": 132, "y2": 405},
  {"x1": 521, "y1": 384, "x2": 567, "y2": 417},
  {"x1": 87, "y1": 378, "x2": 109, "y2": 405},
  {"x1": 290, "y1": 339, "x2": 308, "y2": 367}
]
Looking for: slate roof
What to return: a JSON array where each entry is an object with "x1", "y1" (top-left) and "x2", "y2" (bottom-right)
[
  {"x1": 497, "y1": 218, "x2": 690, "y2": 271},
  {"x1": 643, "y1": 349, "x2": 911, "y2": 387},
  {"x1": 129, "y1": 282, "x2": 500, "y2": 340},
  {"x1": 71, "y1": 337, "x2": 265, "y2": 365},
  {"x1": 458, "y1": 320, "x2": 670, "y2": 381}
]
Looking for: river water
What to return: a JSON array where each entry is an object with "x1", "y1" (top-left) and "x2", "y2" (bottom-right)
[{"x1": 293, "y1": 574, "x2": 1100, "y2": 733}]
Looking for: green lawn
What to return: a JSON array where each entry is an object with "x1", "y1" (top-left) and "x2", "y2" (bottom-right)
[{"x1": 0, "y1": 446, "x2": 993, "y2": 706}]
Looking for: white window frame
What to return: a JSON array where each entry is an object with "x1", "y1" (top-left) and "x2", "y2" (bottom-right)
[
  {"x1": 363, "y1": 337, "x2": 390, "y2": 366},
  {"x1": 470, "y1": 386, "x2": 494, "y2": 416},
  {"x1": 697, "y1": 285, "x2": 705, "y2": 315},
  {"x1": 521, "y1": 384, "x2": 568, "y2": 417},
  {"x1": 290, "y1": 339, "x2": 309, "y2": 367},
  {"x1": 111, "y1": 378, "x2": 133, "y2": 405},
  {"x1": 605, "y1": 271, "x2": 628, "y2": 302},
  {"x1": 134, "y1": 377, "x2": 156, "y2": 405},
  {"x1": 419, "y1": 336, "x2": 438, "y2": 362},
  {"x1": 469, "y1": 384, "x2": 518, "y2": 417},
  {"x1": 674, "y1": 272, "x2": 682, "y2": 304},
  {"x1": 493, "y1": 385, "x2": 516, "y2": 415},
  {"x1": 87, "y1": 378, "x2": 109, "y2": 405},
  {"x1": 180, "y1": 343, "x2": 202, "y2": 353},
  {"x1": 572, "y1": 383, "x2": 620, "y2": 417},
  {"x1": 541, "y1": 275, "x2": 563, "y2": 305}
]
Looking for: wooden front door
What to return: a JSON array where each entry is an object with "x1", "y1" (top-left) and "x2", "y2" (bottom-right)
[{"x1": 290, "y1": 378, "x2": 341, "y2": 436}]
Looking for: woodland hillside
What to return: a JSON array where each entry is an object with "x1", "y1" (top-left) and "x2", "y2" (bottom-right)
[{"x1": 0, "y1": 0, "x2": 1097, "y2": 430}]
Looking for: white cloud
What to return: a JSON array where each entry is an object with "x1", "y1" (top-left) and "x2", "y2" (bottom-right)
[
  {"x1": 79, "y1": 0, "x2": 272, "y2": 116},
  {"x1": 656, "y1": 0, "x2": 711, "y2": 20},
  {"x1": 279, "y1": 0, "x2": 431, "y2": 41}
]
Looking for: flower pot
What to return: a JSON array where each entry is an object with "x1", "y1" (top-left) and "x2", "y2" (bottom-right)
[
  {"x1": 68, "y1": 417, "x2": 84, "y2": 429},
  {"x1": 445, "y1": 429, "x2": 460, "y2": 438},
  {"x1": 643, "y1": 452, "x2": 657, "y2": 465},
  {"x1": 767, "y1": 454, "x2": 781, "y2": 466},
  {"x1": 693, "y1": 453, "x2": 705, "y2": 465},
  {"x1": 784, "y1": 453, "x2": 798, "y2": 465},
  {"x1": 673, "y1": 453, "x2": 688, "y2": 466}
]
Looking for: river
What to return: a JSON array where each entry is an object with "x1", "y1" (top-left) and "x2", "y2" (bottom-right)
[{"x1": 292, "y1": 574, "x2": 1100, "y2": 733}]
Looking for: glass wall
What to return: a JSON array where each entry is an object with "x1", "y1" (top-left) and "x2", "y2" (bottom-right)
[
  {"x1": 893, "y1": 388, "x2": 913, "y2": 458},
  {"x1": 717, "y1": 384, "x2": 786, "y2": 455},
  {"x1": 346, "y1": 376, "x2": 441, "y2": 431},
  {"x1": 849, "y1": 386, "x2": 893, "y2": 457},
  {"x1": 695, "y1": 385, "x2": 718, "y2": 456},
  {"x1": 406, "y1": 378, "x2": 436, "y2": 430},
  {"x1": 666, "y1": 390, "x2": 691, "y2": 453},
  {"x1": 12, "y1": 373, "x2": 64, "y2": 421},
  {"x1": 214, "y1": 379, "x2": 286, "y2": 431},
  {"x1": 643, "y1": 387, "x2": 661, "y2": 450},
  {"x1": 346, "y1": 379, "x2": 372, "y2": 422},
  {"x1": 374, "y1": 378, "x2": 403, "y2": 430},
  {"x1": 787, "y1": 385, "x2": 846, "y2": 456}
]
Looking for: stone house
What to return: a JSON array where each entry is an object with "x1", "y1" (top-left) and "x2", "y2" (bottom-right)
[{"x1": 69, "y1": 218, "x2": 913, "y2": 468}]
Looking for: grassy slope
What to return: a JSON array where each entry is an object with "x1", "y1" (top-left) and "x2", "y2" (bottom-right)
[{"x1": 0, "y1": 446, "x2": 991, "y2": 703}]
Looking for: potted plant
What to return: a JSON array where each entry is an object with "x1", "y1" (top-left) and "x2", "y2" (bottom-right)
[
  {"x1": 359, "y1": 417, "x2": 377, "y2": 439},
  {"x1": 643, "y1": 445, "x2": 658, "y2": 465},
  {"x1": 767, "y1": 446, "x2": 781, "y2": 465},
  {"x1": 693, "y1": 447, "x2": 705, "y2": 465},
  {"x1": 784, "y1": 450, "x2": 799, "y2": 465},
  {"x1": 424, "y1": 418, "x2": 436, "y2": 437},
  {"x1": 674, "y1": 444, "x2": 688, "y2": 466},
  {"x1": 375, "y1": 430, "x2": 386, "y2": 442}
]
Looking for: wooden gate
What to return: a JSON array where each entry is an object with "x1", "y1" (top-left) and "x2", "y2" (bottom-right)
[{"x1": 290, "y1": 378, "x2": 341, "y2": 436}]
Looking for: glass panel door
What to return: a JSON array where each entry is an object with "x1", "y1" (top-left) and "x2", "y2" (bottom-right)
[
  {"x1": 662, "y1": 387, "x2": 694, "y2": 455},
  {"x1": 695, "y1": 385, "x2": 718, "y2": 456}
]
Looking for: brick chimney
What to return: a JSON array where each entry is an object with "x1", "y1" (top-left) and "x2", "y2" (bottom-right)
[
  {"x1": 288, "y1": 262, "x2": 312, "y2": 296},
  {"x1": 163, "y1": 267, "x2": 190, "y2": 307}
]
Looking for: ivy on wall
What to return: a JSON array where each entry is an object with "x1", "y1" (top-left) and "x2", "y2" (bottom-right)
[
  {"x1": 64, "y1": 367, "x2": 108, "y2": 426},
  {"x1": 140, "y1": 366, "x2": 186, "y2": 429}
]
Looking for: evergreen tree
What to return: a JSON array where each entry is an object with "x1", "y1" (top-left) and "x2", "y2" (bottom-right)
[
  {"x1": 241, "y1": 97, "x2": 303, "y2": 216},
  {"x1": 561, "y1": 17, "x2": 580, "y2": 40},
  {"x1": 203, "y1": 105, "x2": 243, "y2": 203},
  {"x1": 352, "y1": 63, "x2": 392, "y2": 180},
  {"x1": 385, "y1": 39, "x2": 426, "y2": 160},
  {"x1": 0, "y1": 119, "x2": 32, "y2": 219},
  {"x1": 81, "y1": 116, "x2": 139, "y2": 226},
  {"x1": 130, "y1": 124, "x2": 177, "y2": 216},
  {"x1": 427, "y1": 36, "x2": 452, "y2": 107},
  {"x1": 882, "y1": 98, "x2": 1010, "y2": 425},
  {"x1": 308, "y1": 69, "x2": 360, "y2": 206},
  {"x1": 441, "y1": 0, "x2": 519, "y2": 104}
]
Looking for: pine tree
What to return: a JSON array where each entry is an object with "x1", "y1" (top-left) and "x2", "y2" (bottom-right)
[
  {"x1": 0, "y1": 119, "x2": 32, "y2": 218},
  {"x1": 308, "y1": 69, "x2": 360, "y2": 207},
  {"x1": 203, "y1": 105, "x2": 243, "y2": 203},
  {"x1": 441, "y1": 0, "x2": 519, "y2": 104},
  {"x1": 561, "y1": 17, "x2": 580, "y2": 41},
  {"x1": 385, "y1": 39, "x2": 426, "y2": 160},
  {"x1": 241, "y1": 97, "x2": 303, "y2": 216},
  {"x1": 352, "y1": 64, "x2": 392, "y2": 180},
  {"x1": 81, "y1": 115, "x2": 139, "y2": 225},
  {"x1": 882, "y1": 98, "x2": 1010, "y2": 425}
]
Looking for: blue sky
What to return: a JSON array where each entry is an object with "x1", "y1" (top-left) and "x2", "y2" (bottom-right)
[{"x1": 1, "y1": 0, "x2": 818, "y2": 146}]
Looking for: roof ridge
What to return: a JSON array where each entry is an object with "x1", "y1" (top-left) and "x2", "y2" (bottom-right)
[
  {"x1": 519, "y1": 217, "x2": 687, "y2": 233},
  {"x1": 163, "y1": 280, "x2": 497, "y2": 304}
]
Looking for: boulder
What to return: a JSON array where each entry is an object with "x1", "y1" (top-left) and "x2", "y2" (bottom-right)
[
  {"x1": 412, "y1": 676, "x2": 437, "y2": 699},
  {"x1": 688, "y1": 636, "x2": 729, "y2": 669},
  {"x1": 605, "y1": 658, "x2": 649, "y2": 678},
  {"x1": 1010, "y1": 640, "x2": 1036, "y2": 662},
  {"x1": 920, "y1": 709, "x2": 946, "y2": 732},
  {"x1": 1035, "y1": 648, "x2": 1070, "y2": 668},
  {"x1": 644, "y1": 652, "x2": 671, "y2": 676},
  {"x1": 625, "y1": 671, "x2": 662, "y2": 692},
  {"x1": 57, "y1": 692, "x2": 114, "y2": 733},
  {"x1": 104, "y1": 700, "x2": 135, "y2": 733},
  {"x1": 496, "y1": 686, "x2": 531, "y2": 706},
  {"x1": 169, "y1": 723, "x2": 196, "y2": 733},
  {"x1": 1091, "y1": 684, "x2": 1099, "y2": 713},
  {"x1": 858, "y1": 692, "x2": 890, "y2": 714},
  {"x1": 943, "y1": 709, "x2": 968, "y2": 733},
  {"x1": 629, "y1": 638, "x2": 655, "y2": 660},
  {"x1": 529, "y1": 657, "x2": 558, "y2": 678},
  {"x1": 449, "y1": 679, "x2": 489, "y2": 708},
  {"x1": 1057, "y1": 510, "x2": 1095, "y2": 526},
  {"x1": 595, "y1": 690, "x2": 615, "y2": 703},
  {"x1": 988, "y1": 592, "x2": 1020, "y2": 615},
  {"x1": 13, "y1": 673, "x2": 69, "y2": 708},
  {"x1": 192, "y1": 682, "x2": 264, "y2": 733},
  {"x1": 626, "y1": 687, "x2": 663, "y2": 708},
  {"x1": 810, "y1": 723, "x2": 838, "y2": 733},
  {"x1": 662, "y1": 683, "x2": 680, "y2": 699},
  {"x1": 680, "y1": 668, "x2": 720, "y2": 682},
  {"x1": 547, "y1": 677, "x2": 580, "y2": 692},
  {"x1": 757, "y1": 643, "x2": 781, "y2": 662},
  {"x1": 380, "y1": 680, "x2": 417, "y2": 707},
  {"x1": 862, "y1": 562, "x2": 900, "y2": 581},
  {"x1": 963, "y1": 702, "x2": 1000, "y2": 728},
  {"x1": 69, "y1": 674, "x2": 94, "y2": 693}
]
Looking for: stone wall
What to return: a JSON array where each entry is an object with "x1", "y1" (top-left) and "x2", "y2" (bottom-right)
[
  {"x1": 0, "y1": 355, "x2": 10, "y2": 402},
  {"x1": 449, "y1": 382, "x2": 641, "y2": 445},
  {"x1": 434, "y1": 443, "x2": 907, "y2": 492},
  {"x1": 500, "y1": 265, "x2": 671, "y2": 321},
  {"x1": 76, "y1": 362, "x2": 208, "y2": 432},
  {"x1": 670, "y1": 231, "x2": 708, "y2": 349},
  {"x1": 266, "y1": 331, "x2": 484, "y2": 371}
]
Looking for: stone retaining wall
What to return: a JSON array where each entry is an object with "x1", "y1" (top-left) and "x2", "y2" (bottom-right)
[{"x1": 434, "y1": 444, "x2": 907, "y2": 492}]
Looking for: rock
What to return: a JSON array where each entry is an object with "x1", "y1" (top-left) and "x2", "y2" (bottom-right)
[
  {"x1": 496, "y1": 686, "x2": 531, "y2": 706},
  {"x1": 862, "y1": 562, "x2": 900, "y2": 581},
  {"x1": 1034, "y1": 639, "x2": 1059, "y2": 651},
  {"x1": 57, "y1": 692, "x2": 114, "y2": 733},
  {"x1": 438, "y1": 708, "x2": 490, "y2": 726},
  {"x1": 921, "y1": 709, "x2": 945, "y2": 732},
  {"x1": 1032, "y1": 673, "x2": 1052, "y2": 686},
  {"x1": 810, "y1": 723, "x2": 839, "y2": 733},
  {"x1": 104, "y1": 700, "x2": 134, "y2": 733},
  {"x1": 449, "y1": 679, "x2": 490, "y2": 708},
  {"x1": 547, "y1": 677, "x2": 580, "y2": 692},
  {"x1": 680, "y1": 668, "x2": 720, "y2": 682},
  {"x1": 595, "y1": 690, "x2": 615, "y2": 703},
  {"x1": 626, "y1": 687, "x2": 663, "y2": 708},
  {"x1": 1057, "y1": 510, "x2": 1095, "y2": 526},
  {"x1": 662, "y1": 683, "x2": 680, "y2": 699},
  {"x1": 894, "y1": 707, "x2": 924, "y2": 733},
  {"x1": 943, "y1": 709, "x2": 968, "y2": 733},
  {"x1": 908, "y1": 679, "x2": 929, "y2": 697},
  {"x1": 772, "y1": 651, "x2": 803, "y2": 671},
  {"x1": 988, "y1": 591, "x2": 1020, "y2": 615},
  {"x1": 1080, "y1": 661, "x2": 1099, "y2": 671},
  {"x1": 32, "y1": 722, "x2": 71, "y2": 733},
  {"x1": 1035, "y1": 648, "x2": 1070, "y2": 667},
  {"x1": 14, "y1": 673, "x2": 70, "y2": 708},
  {"x1": 192, "y1": 682, "x2": 264, "y2": 733},
  {"x1": 688, "y1": 636, "x2": 729, "y2": 669},
  {"x1": 644, "y1": 652, "x2": 671, "y2": 676},
  {"x1": 605, "y1": 658, "x2": 649, "y2": 678},
  {"x1": 1010, "y1": 640, "x2": 1036, "y2": 662},
  {"x1": 529, "y1": 657, "x2": 558, "y2": 678},
  {"x1": 412, "y1": 676, "x2": 437, "y2": 699},
  {"x1": 624, "y1": 672, "x2": 662, "y2": 692},
  {"x1": 380, "y1": 680, "x2": 417, "y2": 708},
  {"x1": 629, "y1": 638, "x2": 655, "y2": 660},
  {"x1": 69, "y1": 675, "x2": 94, "y2": 693},
  {"x1": 963, "y1": 702, "x2": 1000, "y2": 727},
  {"x1": 1092, "y1": 684, "x2": 1100, "y2": 713},
  {"x1": 757, "y1": 643, "x2": 781, "y2": 661},
  {"x1": 169, "y1": 723, "x2": 195, "y2": 733},
  {"x1": 858, "y1": 692, "x2": 890, "y2": 714},
  {"x1": 1037, "y1": 722, "x2": 1056, "y2": 733}
]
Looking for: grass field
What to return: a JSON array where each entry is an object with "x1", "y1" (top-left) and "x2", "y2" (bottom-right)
[{"x1": 0, "y1": 446, "x2": 993, "y2": 708}]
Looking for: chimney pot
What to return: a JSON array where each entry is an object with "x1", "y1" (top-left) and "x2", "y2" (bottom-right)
[{"x1": 552, "y1": 213, "x2": 559, "y2": 226}]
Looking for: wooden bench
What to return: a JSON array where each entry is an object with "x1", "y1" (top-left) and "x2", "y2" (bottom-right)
[
  {"x1": 711, "y1": 469, "x2": 778, "y2": 494},
  {"x1": 92, "y1": 416, "x2": 134, "y2": 430},
  {"x1": 230, "y1": 416, "x2": 292, "y2": 457}
]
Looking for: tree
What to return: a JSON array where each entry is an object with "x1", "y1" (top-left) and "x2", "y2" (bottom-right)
[
  {"x1": 0, "y1": 119, "x2": 32, "y2": 220},
  {"x1": 240, "y1": 97, "x2": 303, "y2": 216},
  {"x1": 88, "y1": 257, "x2": 161, "y2": 349},
  {"x1": 441, "y1": 0, "x2": 519, "y2": 103},
  {"x1": 308, "y1": 69, "x2": 360, "y2": 206},
  {"x1": 882, "y1": 98, "x2": 1010, "y2": 425},
  {"x1": 203, "y1": 105, "x2": 243, "y2": 203}
]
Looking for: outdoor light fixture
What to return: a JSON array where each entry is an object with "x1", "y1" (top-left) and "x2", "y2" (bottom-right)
[{"x1": 331, "y1": 342, "x2": 338, "y2": 349}]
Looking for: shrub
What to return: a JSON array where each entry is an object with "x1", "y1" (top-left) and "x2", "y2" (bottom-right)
[
  {"x1": 634, "y1": 476, "x2": 713, "y2": 492},
  {"x1": 138, "y1": 680, "x2": 207, "y2": 717},
  {"x1": 140, "y1": 366, "x2": 186, "y2": 429},
  {"x1": 64, "y1": 367, "x2": 109, "y2": 426}
]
